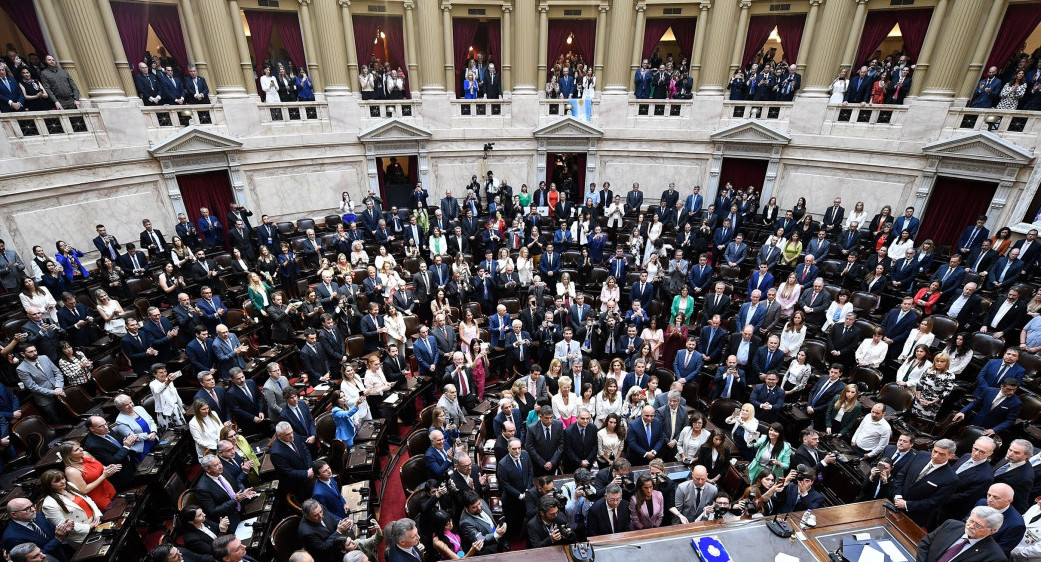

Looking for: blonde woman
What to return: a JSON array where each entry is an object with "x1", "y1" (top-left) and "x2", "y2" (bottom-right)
[
  {"x1": 595, "y1": 376, "x2": 623, "y2": 426},
  {"x1": 350, "y1": 241, "x2": 369, "y2": 268},
  {"x1": 188, "y1": 398, "x2": 226, "y2": 460},
  {"x1": 725, "y1": 403, "x2": 761, "y2": 460},
  {"x1": 497, "y1": 248, "x2": 514, "y2": 275},
  {"x1": 911, "y1": 352, "x2": 955, "y2": 421},
  {"x1": 516, "y1": 247, "x2": 534, "y2": 286},
  {"x1": 556, "y1": 272, "x2": 577, "y2": 304},
  {"x1": 552, "y1": 375, "x2": 579, "y2": 427},
  {"x1": 94, "y1": 289, "x2": 126, "y2": 336},
  {"x1": 600, "y1": 276, "x2": 620, "y2": 312},
  {"x1": 384, "y1": 306, "x2": 406, "y2": 348},
  {"x1": 825, "y1": 384, "x2": 862, "y2": 437},
  {"x1": 246, "y1": 273, "x2": 273, "y2": 317}
]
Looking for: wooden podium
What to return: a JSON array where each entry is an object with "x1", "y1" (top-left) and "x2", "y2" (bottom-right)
[{"x1": 497, "y1": 500, "x2": 925, "y2": 561}]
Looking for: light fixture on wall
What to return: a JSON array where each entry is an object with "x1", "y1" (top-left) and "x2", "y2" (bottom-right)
[
  {"x1": 984, "y1": 115, "x2": 1001, "y2": 131},
  {"x1": 374, "y1": 28, "x2": 385, "y2": 44},
  {"x1": 566, "y1": 33, "x2": 573, "y2": 45}
]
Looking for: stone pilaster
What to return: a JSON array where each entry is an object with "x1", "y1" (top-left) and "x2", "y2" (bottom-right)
[
  {"x1": 179, "y1": 0, "x2": 210, "y2": 76},
  {"x1": 628, "y1": 2, "x2": 646, "y2": 80},
  {"x1": 689, "y1": 1, "x2": 710, "y2": 89},
  {"x1": 198, "y1": 0, "x2": 249, "y2": 96},
  {"x1": 501, "y1": 3, "x2": 513, "y2": 91},
  {"x1": 794, "y1": 0, "x2": 822, "y2": 75},
  {"x1": 920, "y1": 0, "x2": 989, "y2": 98},
  {"x1": 513, "y1": 0, "x2": 537, "y2": 92},
  {"x1": 957, "y1": 0, "x2": 1008, "y2": 99},
  {"x1": 57, "y1": 0, "x2": 124, "y2": 98},
  {"x1": 297, "y1": 0, "x2": 322, "y2": 91},
  {"x1": 803, "y1": 0, "x2": 855, "y2": 92},
  {"x1": 603, "y1": 0, "x2": 636, "y2": 92},
  {"x1": 441, "y1": 2, "x2": 455, "y2": 91},
  {"x1": 839, "y1": 0, "x2": 869, "y2": 71},
  {"x1": 593, "y1": 2, "x2": 608, "y2": 78},
  {"x1": 909, "y1": 0, "x2": 948, "y2": 96},
  {"x1": 35, "y1": 0, "x2": 86, "y2": 97},
  {"x1": 729, "y1": 0, "x2": 752, "y2": 73},
  {"x1": 314, "y1": 0, "x2": 350, "y2": 93},
  {"x1": 698, "y1": 0, "x2": 739, "y2": 92},
  {"x1": 340, "y1": 0, "x2": 360, "y2": 92},
  {"x1": 537, "y1": 3, "x2": 548, "y2": 83},
  {"x1": 403, "y1": 1, "x2": 421, "y2": 94}
]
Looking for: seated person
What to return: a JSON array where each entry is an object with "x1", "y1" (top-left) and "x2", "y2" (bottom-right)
[{"x1": 177, "y1": 504, "x2": 229, "y2": 557}]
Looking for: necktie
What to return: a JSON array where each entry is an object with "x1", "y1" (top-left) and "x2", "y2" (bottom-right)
[
  {"x1": 241, "y1": 384, "x2": 252, "y2": 402},
  {"x1": 610, "y1": 508, "x2": 616, "y2": 533},
  {"x1": 968, "y1": 229, "x2": 978, "y2": 246},
  {"x1": 106, "y1": 434, "x2": 121, "y2": 448},
  {"x1": 218, "y1": 476, "x2": 240, "y2": 509},
  {"x1": 134, "y1": 334, "x2": 142, "y2": 346},
  {"x1": 695, "y1": 487, "x2": 702, "y2": 509},
  {"x1": 459, "y1": 372, "x2": 469, "y2": 395},
  {"x1": 515, "y1": 457, "x2": 522, "y2": 473},
  {"x1": 991, "y1": 393, "x2": 1005, "y2": 411},
  {"x1": 995, "y1": 463, "x2": 1010, "y2": 476},
  {"x1": 723, "y1": 376, "x2": 733, "y2": 399},
  {"x1": 892, "y1": 452, "x2": 901, "y2": 465},
  {"x1": 813, "y1": 381, "x2": 830, "y2": 406},
  {"x1": 209, "y1": 389, "x2": 219, "y2": 406},
  {"x1": 645, "y1": 423, "x2": 652, "y2": 444},
  {"x1": 27, "y1": 521, "x2": 43, "y2": 535},
  {"x1": 545, "y1": 426, "x2": 550, "y2": 442},
  {"x1": 936, "y1": 539, "x2": 970, "y2": 562},
  {"x1": 915, "y1": 463, "x2": 934, "y2": 482},
  {"x1": 956, "y1": 460, "x2": 975, "y2": 474},
  {"x1": 684, "y1": 352, "x2": 691, "y2": 368},
  {"x1": 1030, "y1": 512, "x2": 1041, "y2": 524}
]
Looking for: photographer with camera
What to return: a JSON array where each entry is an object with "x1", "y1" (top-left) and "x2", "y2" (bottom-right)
[
  {"x1": 561, "y1": 468, "x2": 596, "y2": 540},
  {"x1": 592, "y1": 457, "x2": 634, "y2": 502},
  {"x1": 778, "y1": 466, "x2": 825, "y2": 514},
  {"x1": 525, "y1": 476, "x2": 564, "y2": 522},
  {"x1": 694, "y1": 492, "x2": 740, "y2": 522},
  {"x1": 527, "y1": 494, "x2": 573, "y2": 548},
  {"x1": 736, "y1": 471, "x2": 785, "y2": 517},
  {"x1": 856, "y1": 456, "x2": 895, "y2": 501}
]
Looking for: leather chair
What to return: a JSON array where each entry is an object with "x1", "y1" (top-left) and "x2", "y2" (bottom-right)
[
  {"x1": 850, "y1": 367, "x2": 883, "y2": 395},
  {"x1": 296, "y1": 218, "x2": 317, "y2": 234},
  {"x1": 874, "y1": 383, "x2": 915, "y2": 416},
  {"x1": 707, "y1": 398, "x2": 742, "y2": 429},
  {"x1": 399, "y1": 456, "x2": 429, "y2": 495},
  {"x1": 270, "y1": 515, "x2": 301, "y2": 562},
  {"x1": 10, "y1": 416, "x2": 60, "y2": 461},
  {"x1": 406, "y1": 429, "x2": 431, "y2": 457}
]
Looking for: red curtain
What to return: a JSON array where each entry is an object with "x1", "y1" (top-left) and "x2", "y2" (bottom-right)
[
  {"x1": 985, "y1": 3, "x2": 1041, "y2": 74},
  {"x1": 176, "y1": 171, "x2": 235, "y2": 248},
  {"x1": 147, "y1": 4, "x2": 189, "y2": 71},
  {"x1": 670, "y1": 19, "x2": 697, "y2": 63},
  {"x1": 353, "y1": 16, "x2": 407, "y2": 93},
  {"x1": 894, "y1": 9, "x2": 932, "y2": 61},
  {"x1": 243, "y1": 10, "x2": 275, "y2": 68},
  {"x1": 918, "y1": 177, "x2": 997, "y2": 248},
  {"x1": 1, "y1": 0, "x2": 48, "y2": 56},
  {"x1": 742, "y1": 16, "x2": 778, "y2": 68},
  {"x1": 855, "y1": 11, "x2": 899, "y2": 68},
  {"x1": 718, "y1": 158, "x2": 769, "y2": 196},
  {"x1": 274, "y1": 12, "x2": 306, "y2": 70},
  {"x1": 407, "y1": 156, "x2": 419, "y2": 194},
  {"x1": 486, "y1": 19, "x2": 501, "y2": 67},
  {"x1": 774, "y1": 14, "x2": 805, "y2": 64},
  {"x1": 453, "y1": 18, "x2": 482, "y2": 95},
  {"x1": 110, "y1": 1, "x2": 149, "y2": 69},
  {"x1": 642, "y1": 19, "x2": 674, "y2": 60},
  {"x1": 352, "y1": 15, "x2": 381, "y2": 67},
  {"x1": 547, "y1": 19, "x2": 595, "y2": 70}
]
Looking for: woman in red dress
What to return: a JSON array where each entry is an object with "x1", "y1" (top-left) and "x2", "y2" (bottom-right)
[
  {"x1": 661, "y1": 312, "x2": 690, "y2": 369},
  {"x1": 59, "y1": 441, "x2": 119, "y2": 510}
]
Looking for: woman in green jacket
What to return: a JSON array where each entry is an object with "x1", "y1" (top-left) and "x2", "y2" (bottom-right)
[
  {"x1": 747, "y1": 422, "x2": 792, "y2": 482},
  {"x1": 825, "y1": 383, "x2": 863, "y2": 438}
]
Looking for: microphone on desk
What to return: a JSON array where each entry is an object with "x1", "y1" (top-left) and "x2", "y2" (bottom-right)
[{"x1": 828, "y1": 537, "x2": 844, "y2": 562}]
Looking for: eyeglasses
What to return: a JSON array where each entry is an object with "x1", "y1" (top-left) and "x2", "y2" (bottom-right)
[
  {"x1": 12, "y1": 505, "x2": 35, "y2": 512},
  {"x1": 965, "y1": 519, "x2": 986, "y2": 530}
]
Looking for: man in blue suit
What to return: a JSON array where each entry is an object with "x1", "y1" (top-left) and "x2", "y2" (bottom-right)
[
  {"x1": 711, "y1": 219, "x2": 735, "y2": 264},
  {"x1": 558, "y1": 67, "x2": 576, "y2": 98},
  {"x1": 158, "y1": 66, "x2": 184, "y2": 104},
  {"x1": 194, "y1": 371, "x2": 227, "y2": 421},
  {"x1": 956, "y1": 215, "x2": 990, "y2": 257},
  {"x1": 496, "y1": 438, "x2": 534, "y2": 534},
  {"x1": 975, "y1": 348, "x2": 1026, "y2": 397},
  {"x1": 312, "y1": 459, "x2": 347, "y2": 520},
  {"x1": 793, "y1": 255, "x2": 819, "y2": 289},
  {"x1": 931, "y1": 255, "x2": 966, "y2": 298},
  {"x1": 893, "y1": 207, "x2": 920, "y2": 238},
  {"x1": 425, "y1": 429, "x2": 454, "y2": 480},
  {"x1": 634, "y1": 60, "x2": 652, "y2": 99},
  {"x1": 213, "y1": 325, "x2": 247, "y2": 380},
  {"x1": 183, "y1": 65, "x2": 210, "y2": 103},
  {"x1": 673, "y1": 336, "x2": 703, "y2": 384},
  {"x1": 620, "y1": 356, "x2": 649, "y2": 397},
  {"x1": 954, "y1": 379, "x2": 1022, "y2": 436},
  {"x1": 269, "y1": 422, "x2": 313, "y2": 500},
  {"x1": 539, "y1": 243, "x2": 561, "y2": 280},
  {"x1": 359, "y1": 303, "x2": 385, "y2": 353},
  {"x1": 971, "y1": 483, "x2": 1026, "y2": 557},
  {"x1": 280, "y1": 388, "x2": 316, "y2": 445},
  {"x1": 682, "y1": 186, "x2": 704, "y2": 225},
  {"x1": 723, "y1": 233, "x2": 748, "y2": 268},
  {"x1": 187, "y1": 326, "x2": 216, "y2": 377},
  {"x1": 805, "y1": 365, "x2": 845, "y2": 430},
  {"x1": 0, "y1": 65, "x2": 26, "y2": 111},
  {"x1": 688, "y1": 253, "x2": 713, "y2": 296},
  {"x1": 987, "y1": 247, "x2": 1025, "y2": 292},
  {"x1": 881, "y1": 297, "x2": 918, "y2": 360},
  {"x1": 736, "y1": 290, "x2": 767, "y2": 331},
  {"x1": 757, "y1": 239, "x2": 783, "y2": 268},
  {"x1": 414, "y1": 325, "x2": 439, "y2": 379},
  {"x1": 749, "y1": 372, "x2": 784, "y2": 423},
  {"x1": 626, "y1": 405, "x2": 664, "y2": 465},
  {"x1": 196, "y1": 286, "x2": 226, "y2": 333},
  {"x1": 227, "y1": 367, "x2": 267, "y2": 436},
  {"x1": 488, "y1": 306, "x2": 511, "y2": 349},
  {"x1": 141, "y1": 306, "x2": 178, "y2": 362},
  {"x1": 748, "y1": 264, "x2": 774, "y2": 297},
  {"x1": 941, "y1": 436, "x2": 996, "y2": 522},
  {"x1": 890, "y1": 439, "x2": 958, "y2": 528},
  {"x1": 2, "y1": 497, "x2": 71, "y2": 561},
  {"x1": 629, "y1": 271, "x2": 655, "y2": 309},
  {"x1": 608, "y1": 247, "x2": 629, "y2": 281},
  {"x1": 806, "y1": 230, "x2": 831, "y2": 262},
  {"x1": 844, "y1": 66, "x2": 872, "y2": 104},
  {"x1": 969, "y1": 66, "x2": 1003, "y2": 108},
  {"x1": 889, "y1": 248, "x2": 919, "y2": 292},
  {"x1": 750, "y1": 335, "x2": 783, "y2": 382},
  {"x1": 697, "y1": 315, "x2": 727, "y2": 364},
  {"x1": 710, "y1": 356, "x2": 745, "y2": 400}
]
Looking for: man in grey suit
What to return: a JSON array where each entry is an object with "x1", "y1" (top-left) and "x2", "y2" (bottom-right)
[
  {"x1": 520, "y1": 365, "x2": 548, "y2": 401},
  {"x1": 758, "y1": 288, "x2": 783, "y2": 336},
  {"x1": 656, "y1": 389, "x2": 688, "y2": 462},
  {"x1": 15, "y1": 343, "x2": 65, "y2": 421},
  {"x1": 674, "y1": 465, "x2": 718, "y2": 523},
  {"x1": 430, "y1": 314, "x2": 458, "y2": 359},
  {"x1": 458, "y1": 490, "x2": 507, "y2": 555}
]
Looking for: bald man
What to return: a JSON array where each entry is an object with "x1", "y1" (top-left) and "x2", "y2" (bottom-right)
[
  {"x1": 1, "y1": 497, "x2": 72, "y2": 561},
  {"x1": 972, "y1": 483, "x2": 1026, "y2": 556},
  {"x1": 675, "y1": 465, "x2": 717, "y2": 523}
]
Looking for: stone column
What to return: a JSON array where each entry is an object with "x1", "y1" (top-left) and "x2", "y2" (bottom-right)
[
  {"x1": 94, "y1": 0, "x2": 136, "y2": 98},
  {"x1": 403, "y1": 1, "x2": 421, "y2": 94},
  {"x1": 179, "y1": 0, "x2": 210, "y2": 75},
  {"x1": 603, "y1": 0, "x2": 635, "y2": 93},
  {"x1": 729, "y1": 0, "x2": 752, "y2": 74},
  {"x1": 413, "y1": 0, "x2": 444, "y2": 93},
  {"x1": 501, "y1": 3, "x2": 513, "y2": 91},
  {"x1": 441, "y1": 2, "x2": 455, "y2": 92},
  {"x1": 35, "y1": 0, "x2": 86, "y2": 95},
  {"x1": 513, "y1": 0, "x2": 537, "y2": 92},
  {"x1": 340, "y1": 0, "x2": 360, "y2": 92},
  {"x1": 957, "y1": 0, "x2": 1008, "y2": 99},
  {"x1": 314, "y1": 0, "x2": 350, "y2": 93},
  {"x1": 689, "y1": 1, "x2": 710, "y2": 89},
  {"x1": 794, "y1": 0, "x2": 822, "y2": 75},
  {"x1": 908, "y1": 0, "x2": 948, "y2": 96},
  {"x1": 920, "y1": 0, "x2": 989, "y2": 98},
  {"x1": 803, "y1": 0, "x2": 855, "y2": 92},
  {"x1": 593, "y1": 3, "x2": 608, "y2": 78},
  {"x1": 226, "y1": 0, "x2": 256, "y2": 95},
  {"x1": 699, "y1": 0, "x2": 740, "y2": 92},
  {"x1": 839, "y1": 0, "x2": 869, "y2": 71},
  {"x1": 198, "y1": 0, "x2": 249, "y2": 97},
  {"x1": 628, "y1": 3, "x2": 646, "y2": 80},
  {"x1": 537, "y1": 3, "x2": 548, "y2": 83},
  {"x1": 56, "y1": 0, "x2": 123, "y2": 98},
  {"x1": 297, "y1": 0, "x2": 322, "y2": 91}
]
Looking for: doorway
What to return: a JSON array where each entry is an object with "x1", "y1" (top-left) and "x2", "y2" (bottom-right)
[
  {"x1": 176, "y1": 171, "x2": 235, "y2": 249},
  {"x1": 377, "y1": 155, "x2": 418, "y2": 210},
  {"x1": 918, "y1": 177, "x2": 998, "y2": 248},
  {"x1": 718, "y1": 157, "x2": 768, "y2": 197},
  {"x1": 546, "y1": 152, "x2": 586, "y2": 204}
]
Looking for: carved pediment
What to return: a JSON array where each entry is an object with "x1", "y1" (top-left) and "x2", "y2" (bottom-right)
[
  {"x1": 922, "y1": 131, "x2": 1033, "y2": 165},
  {"x1": 532, "y1": 116, "x2": 604, "y2": 139},
  {"x1": 358, "y1": 118, "x2": 433, "y2": 142},
  {"x1": 149, "y1": 126, "x2": 243, "y2": 157},
  {"x1": 710, "y1": 120, "x2": 791, "y2": 145}
]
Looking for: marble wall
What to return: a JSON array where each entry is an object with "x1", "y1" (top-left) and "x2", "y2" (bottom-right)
[
  {"x1": 245, "y1": 162, "x2": 368, "y2": 220},
  {"x1": 775, "y1": 163, "x2": 921, "y2": 217}
]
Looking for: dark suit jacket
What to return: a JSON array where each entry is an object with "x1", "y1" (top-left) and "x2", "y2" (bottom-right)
[
  {"x1": 890, "y1": 451, "x2": 958, "y2": 527},
  {"x1": 280, "y1": 403, "x2": 316, "y2": 439},
  {"x1": 57, "y1": 303, "x2": 98, "y2": 346},
  {"x1": 300, "y1": 343, "x2": 329, "y2": 380},
  {"x1": 981, "y1": 299, "x2": 1027, "y2": 335},
  {"x1": 625, "y1": 417, "x2": 664, "y2": 464},
  {"x1": 562, "y1": 422, "x2": 598, "y2": 471},
  {"x1": 180, "y1": 520, "x2": 221, "y2": 556},
  {"x1": 959, "y1": 387, "x2": 1021, "y2": 434},
  {"x1": 299, "y1": 511, "x2": 350, "y2": 562},
  {"x1": 226, "y1": 381, "x2": 267, "y2": 432},
  {"x1": 993, "y1": 461, "x2": 1035, "y2": 513},
  {"x1": 916, "y1": 519, "x2": 1005, "y2": 562},
  {"x1": 496, "y1": 452, "x2": 534, "y2": 502},
  {"x1": 940, "y1": 294, "x2": 981, "y2": 328},
  {"x1": 387, "y1": 545, "x2": 424, "y2": 562},
  {"x1": 971, "y1": 498, "x2": 1025, "y2": 556},
  {"x1": 944, "y1": 454, "x2": 994, "y2": 520},
  {"x1": 586, "y1": 496, "x2": 632, "y2": 537},
  {"x1": 195, "y1": 474, "x2": 242, "y2": 527},
  {"x1": 139, "y1": 229, "x2": 168, "y2": 255},
  {"x1": 186, "y1": 337, "x2": 216, "y2": 375},
  {"x1": 880, "y1": 308, "x2": 918, "y2": 351},
  {"x1": 82, "y1": 431, "x2": 137, "y2": 489},
  {"x1": 0, "y1": 513, "x2": 68, "y2": 562},
  {"x1": 268, "y1": 435, "x2": 313, "y2": 496},
  {"x1": 525, "y1": 420, "x2": 565, "y2": 469},
  {"x1": 193, "y1": 386, "x2": 228, "y2": 422}
]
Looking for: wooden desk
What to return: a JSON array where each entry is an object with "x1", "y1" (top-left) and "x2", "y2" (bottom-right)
[{"x1": 492, "y1": 500, "x2": 923, "y2": 561}]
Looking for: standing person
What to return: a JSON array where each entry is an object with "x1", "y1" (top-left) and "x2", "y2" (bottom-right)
[{"x1": 39, "y1": 55, "x2": 80, "y2": 109}]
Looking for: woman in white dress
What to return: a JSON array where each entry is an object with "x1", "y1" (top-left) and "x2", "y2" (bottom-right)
[
  {"x1": 895, "y1": 344, "x2": 933, "y2": 389},
  {"x1": 898, "y1": 318, "x2": 935, "y2": 362},
  {"x1": 428, "y1": 227, "x2": 448, "y2": 260},
  {"x1": 821, "y1": 290, "x2": 855, "y2": 332},
  {"x1": 597, "y1": 413, "x2": 625, "y2": 465},
  {"x1": 339, "y1": 364, "x2": 372, "y2": 421},
  {"x1": 594, "y1": 378, "x2": 623, "y2": 426},
  {"x1": 551, "y1": 376, "x2": 579, "y2": 427},
  {"x1": 39, "y1": 469, "x2": 101, "y2": 544},
  {"x1": 374, "y1": 246, "x2": 396, "y2": 272},
  {"x1": 188, "y1": 399, "x2": 227, "y2": 460},
  {"x1": 945, "y1": 334, "x2": 974, "y2": 375},
  {"x1": 384, "y1": 306, "x2": 406, "y2": 348},
  {"x1": 855, "y1": 327, "x2": 889, "y2": 368},
  {"x1": 149, "y1": 367, "x2": 186, "y2": 430},
  {"x1": 644, "y1": 216, "x2": 663, "y2": 262},
  {"x1": 379, "y1": 262, "x2": 404, "y2": 298},
  {"x1": 600, "y1": 277, "x2": 621, "y2": 312},
  {"x1": 779, "y1": 310, "x2": 807, "y2": 357},
  {"x1": 516, "y1": 247, "x2": 534, "y2": 286},
  {"x1": 845, "y1": 201, "x2": 869, "y2": 230},
  {"x1": 829, "y1": 68, "x2": 848, "y2": 104},
  {"x1": 496, "y1": 248, "x2": 514, "y2": 276},
  {"x1": 888, "y1": 229, "x2": 915, "y2": 259},
  {"x1": 556, "y1": 272, "x2": 577, "y2": 305},
  {"x1": 676, "y1": 411, "x2": 709, "y2": 464},
  {"x1": 20, "y1": 277, "x2": 57, "y2": 322},
  {"x1": 259, "y1": 66, "x2": 279, "y2": 102},
  {"x1": 94, "y1": 289, "x2": 126, "y2": 336}
]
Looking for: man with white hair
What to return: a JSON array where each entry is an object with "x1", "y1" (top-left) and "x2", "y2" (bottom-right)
[
  {"x1": 971, "y1": 483, "x2": 1025, "y2": 556},
  {"x1": 268, "y1": 421, "x2": 313, "y2": 499},
  {"x1": 943, "y1": 436, "x2": 996, "y2": 521},
  {"x1": 993, "y1": 439, "x2": 1036, "y2": 513},
  {"x1": 891, "y1": 438, "x2": 958, "y2": 528},
  {"x1": 917, "y1": 505, "x2": 1005, "y2": 561},
  {"x1": 195, "y1": 453, "x2": 255, "y2": 529},
  {"x1": 443, "y1": 352, "x2": 478, "y2": 411},
  {"x1": 492, "y1": 397, "x2": 524, "y2": 443},
  {"x1": 436, "y1": 384, "x2": 466, "y2": 426}
]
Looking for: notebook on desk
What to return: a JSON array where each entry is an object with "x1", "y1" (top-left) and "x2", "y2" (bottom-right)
[{"x1": 692, "y1": 536, "x2": 732, "y2": 562}]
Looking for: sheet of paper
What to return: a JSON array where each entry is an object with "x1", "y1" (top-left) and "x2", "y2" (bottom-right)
[
  {"x1": 857, "y1": 545, "x2": 885, "y2": 562},
  {"x1": 775, "y1": 554, "x2": 800, "y2": 562},
  {"x1": 877, "y1": 539, "x2": 908, "y2": 562},
  {"x1": 853, "y1": 533, "x2": 872, "y2": 540},
  {"x1": 313, "y1": 383, "x2": 330, "y2": 391},
  {"x1": 234, "y1": 517, "x2": 258, "y2": 541},
  {"x1": 382, "y1": 394, "x2": 400, "y2": 405}
]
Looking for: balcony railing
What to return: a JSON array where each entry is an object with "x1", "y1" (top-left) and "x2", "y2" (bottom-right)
[
  {"x1": 450, "y1": 99, "x2": 509, "y2": 117},
  {"x1": 259, "y1": 101, "x2": 328, "y2": 124},
  {"x1": 945, "y1": 107, "x2": 1040, "y2": 137},
  {"x1": 0, "y1": 108, "x2": 101, "y2": 139},
  {"x1": 631, "y1": 99, "x2": 693, "y2": 118},
  {"x1": 357, "y1": 100, "x2": 422, "y2": 119},
  {"x1": 537, "y1": 98, "x2": 598, "y2": 124},
  {"x1": 142, "y1": 105, "x2": 222, "y2": 129},
  {"x1": 721, "y1": 101, "x2": 793, "y2": 122}
]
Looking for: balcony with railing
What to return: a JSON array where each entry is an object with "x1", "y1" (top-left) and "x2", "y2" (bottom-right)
[
  {"x1": 357, "y1": 100, "x2": 423, "y2": 120},
  {"x1": 257, "y1": 101, "x2": 331, "y2": 132},
  {"x1": 0, "y1": 108, "x2": 107, "y2": 157},
  {"x1": 141, "y1": 104, "x2": 226, "y2": 141},
  {"x1": 537, "y1": 97, "x2": 598, "y2": 125},
  {"x1": 448, "y1": 99, "x2": 511, "y2": 127},
  {"x1": 820, "y1": 103, "x2": 909, "y2": 139},
  {"x1": 720, "y1": 101, "x2": 793, "y2": 128},
  {"x1": 942, "y1": 107, "x2": 1041, "y2": 150}
]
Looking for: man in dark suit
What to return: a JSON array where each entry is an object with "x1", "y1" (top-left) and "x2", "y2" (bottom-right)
[
  {"x1": 525, "y1": 406, "x2": 565, "y2": 475},
  {"x1": 626, "y1": 405, "x2": 664, "y2": 466},
  {"x1": 317, "y1": 315, "x2": 347, "y2": 371},
  {"x1": 586, "y1": 483, "x2": 631, "y2": 537},
  {"x1": 140, "y1": 306, "x2": 178, "y2": 362},
  {"x1": 820, "y1": 198, "x2": 845, "y2": 237},
  {"x1": 183, "y1": 65, "x2": 209, "y2": 103},
  {"x1": 458, "y1": 490, "x2": 507, "y2": 555},
  {"x1": 133, "y1": 62, "x2": 161, "y2": 105},
  {"x1": 483, "y1": 64, "x2": 502, "y2": 99},
  {"x1": 158, "y1": 65, "x2": 184, "y2": 104},
  {"x1": 280, "y1": 389, "x2": 317, "y2": 447},
  {"x1": 563, "y1": 409, "x2": 598, "y2": 472},
  {"x1": 194, "y1": 371, "x2": 228, "y2": 421},
  {"x1": 527, "y1": 495, "x2": 570, "y2": 548},
  {"x1": 942, "y1": 436, "x2": 997, "y2": 521},
  {"x1": 790, "y1": 427, "x2": 838, "y2": 476},
  {"x1": 386, "y1": 518, "x2": 424, "y2": 562},
  {"x1": 269, "y1": 421, "x2": 313, "y2": 500},
  {"x1": 940, "y1": 282, "x2": 982, "y2": 330},
  {"x1": 228, "y1": 219, "x2": 255, "y2": 261},
  {"x1": 965, "y1": 239, "x2": 998, "y2": 277},
  {"x1": 120, "y1": 318, "x2": 157, "y2": 376},
  {"x1": 710, "y1": 356, "x2": 745, "y2": 400},
  {"x1": 92, "y1": 224, "x2": 122, "y2": 260},
  {"x1": 187, "y1": 326, "x2": 216, "y2": 379},
  {"x1": 828, "y1": 312, "x2": 861, "y2": 367},
  {"x1": 216, "y1": 439, "x2": 252, "y2": 489},
  {"x1": 359, "y1": 303, "x2": 385, "y2": 353},
  {"x1": 987, "y1": 247, "x2": 1025, "y2": 292},
  {"x1": 799, "y1": 277, "x2": 832, "y2": 326},
  {"x1": 656, "y1": 390, "x2": 688, "y2": 462},
  {"x1": 890, "y1": 439, "x2": 958, "y2": 528},
  {"x1": 779, "y1": 470, "x2": 826, "y2": 513},
  {"x1": 56, "y1": 294, "x2": 99, "y2": 347},
  {"x1": 931, "y1": 255, "x2": 967, "y2": 299},
  {"x1": 971, "y1": 483, "x2": 1025, "y2": 557},
  {"x1": 448, "y1": 454, "x2": 489, "y2": 501},
  {"x1": 805, "y1": 365, "x2": 845, "y2": 430},
  {"x1": 976, "y1": 349, "x2": 1027, "y2": 395},
  {"x1": 750, "y1": 372, "x2": 785, "y2": 423},
  {"x1": 443, "y1": 352, "x2": 478, "y2": 411},
  {"x1": 1013, "y1": 228, "x2": 1041, "y2": 267},
  {"x1": 844, "y1": 66, "x2": 872, "y2": 104},
  {"x1": 226, "y1": 367, "x2": 267, "y2": 436},
  {"x1": 425, "y1": 428, "x2": 455, "y2": 481},
  {"x1": 881, "y1": 297, "x2": 918, "y2": 360},
  {"x1": 138, "y1": 219, "x2": 168, "y2": 258},
  {"x1": 83, "y1": 415, "x2": 138, "y2": 489},
  {"x1": 496, "y1": 438, "x2": 534, "y2": 535},
  {"x1": 701, "y1": 283, "x2": 731, "y2": 324},
  {"x1": 990, "y1": 439, "x2": 1036, "y2": 514},
  {"x1": 954, "y1": 379, "x2": 1022, "y2": 436},
  {"x1": 2, "y1": 497, "x2": 71, "y2": 562},
  {"x1": 793, "y1": 256, "x2": 819, "y2": 289},
  {"x1": 956, "y1": 215, "x2": 990, "y2": 257},
  {"x1": 298, "y1": 499, "x2": 355, "y2": 562},
  {"x1": 254, "y1": 215, "x2": 280, "y2": 255},
  {"x1": 877, "y1": 433, "x2": 915, "y2": 474},
  {"x1": 980, "y1": 287, "x2": 1027, "y2": 343},
  {"x1": 196, "y1": 454, "x2": 253, "y2": 529},
  {"x1": 915, "y1": 507, "x2": 1007, "y2": 562},
  {"x1": 856, "y1": 457, "x2": 896, "y2": 502},
  {"x1": 117, "y1": 243, "x2": 149, "y2": 278}
]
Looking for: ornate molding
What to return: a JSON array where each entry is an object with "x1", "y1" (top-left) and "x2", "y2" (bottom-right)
[
  {"x1": 403, "y1": 0, "x2": 415, "y2": 9},
  {"x1": 808, "y1": 0, "x2": 824, "y2": 6},
  {"x1": 699, "y1": 1, "x2": 712, "y2": 11},
  {"x1": 502, "y1": 4, "x2": 513, "y2": 13},
  {"x1": 337, "y1": 0, "x2": 351, "y2": 7},
  {"x1": 739, "y1": 0, "x2": 752, "y2": 9},
  {"x1": 441, "y1": 1, "x2": 451, "y2": 10},
  {"x1": 296, "y1": 0, "x2": 311, "y2": 5}
]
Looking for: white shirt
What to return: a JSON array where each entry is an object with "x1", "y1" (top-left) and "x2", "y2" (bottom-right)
[
  {"x1": 851, "y1": 416, "x2": 891, "y2": 457},
  {"x1": 991, "y1": 299, "x2": 1016, "y2": 328}
]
